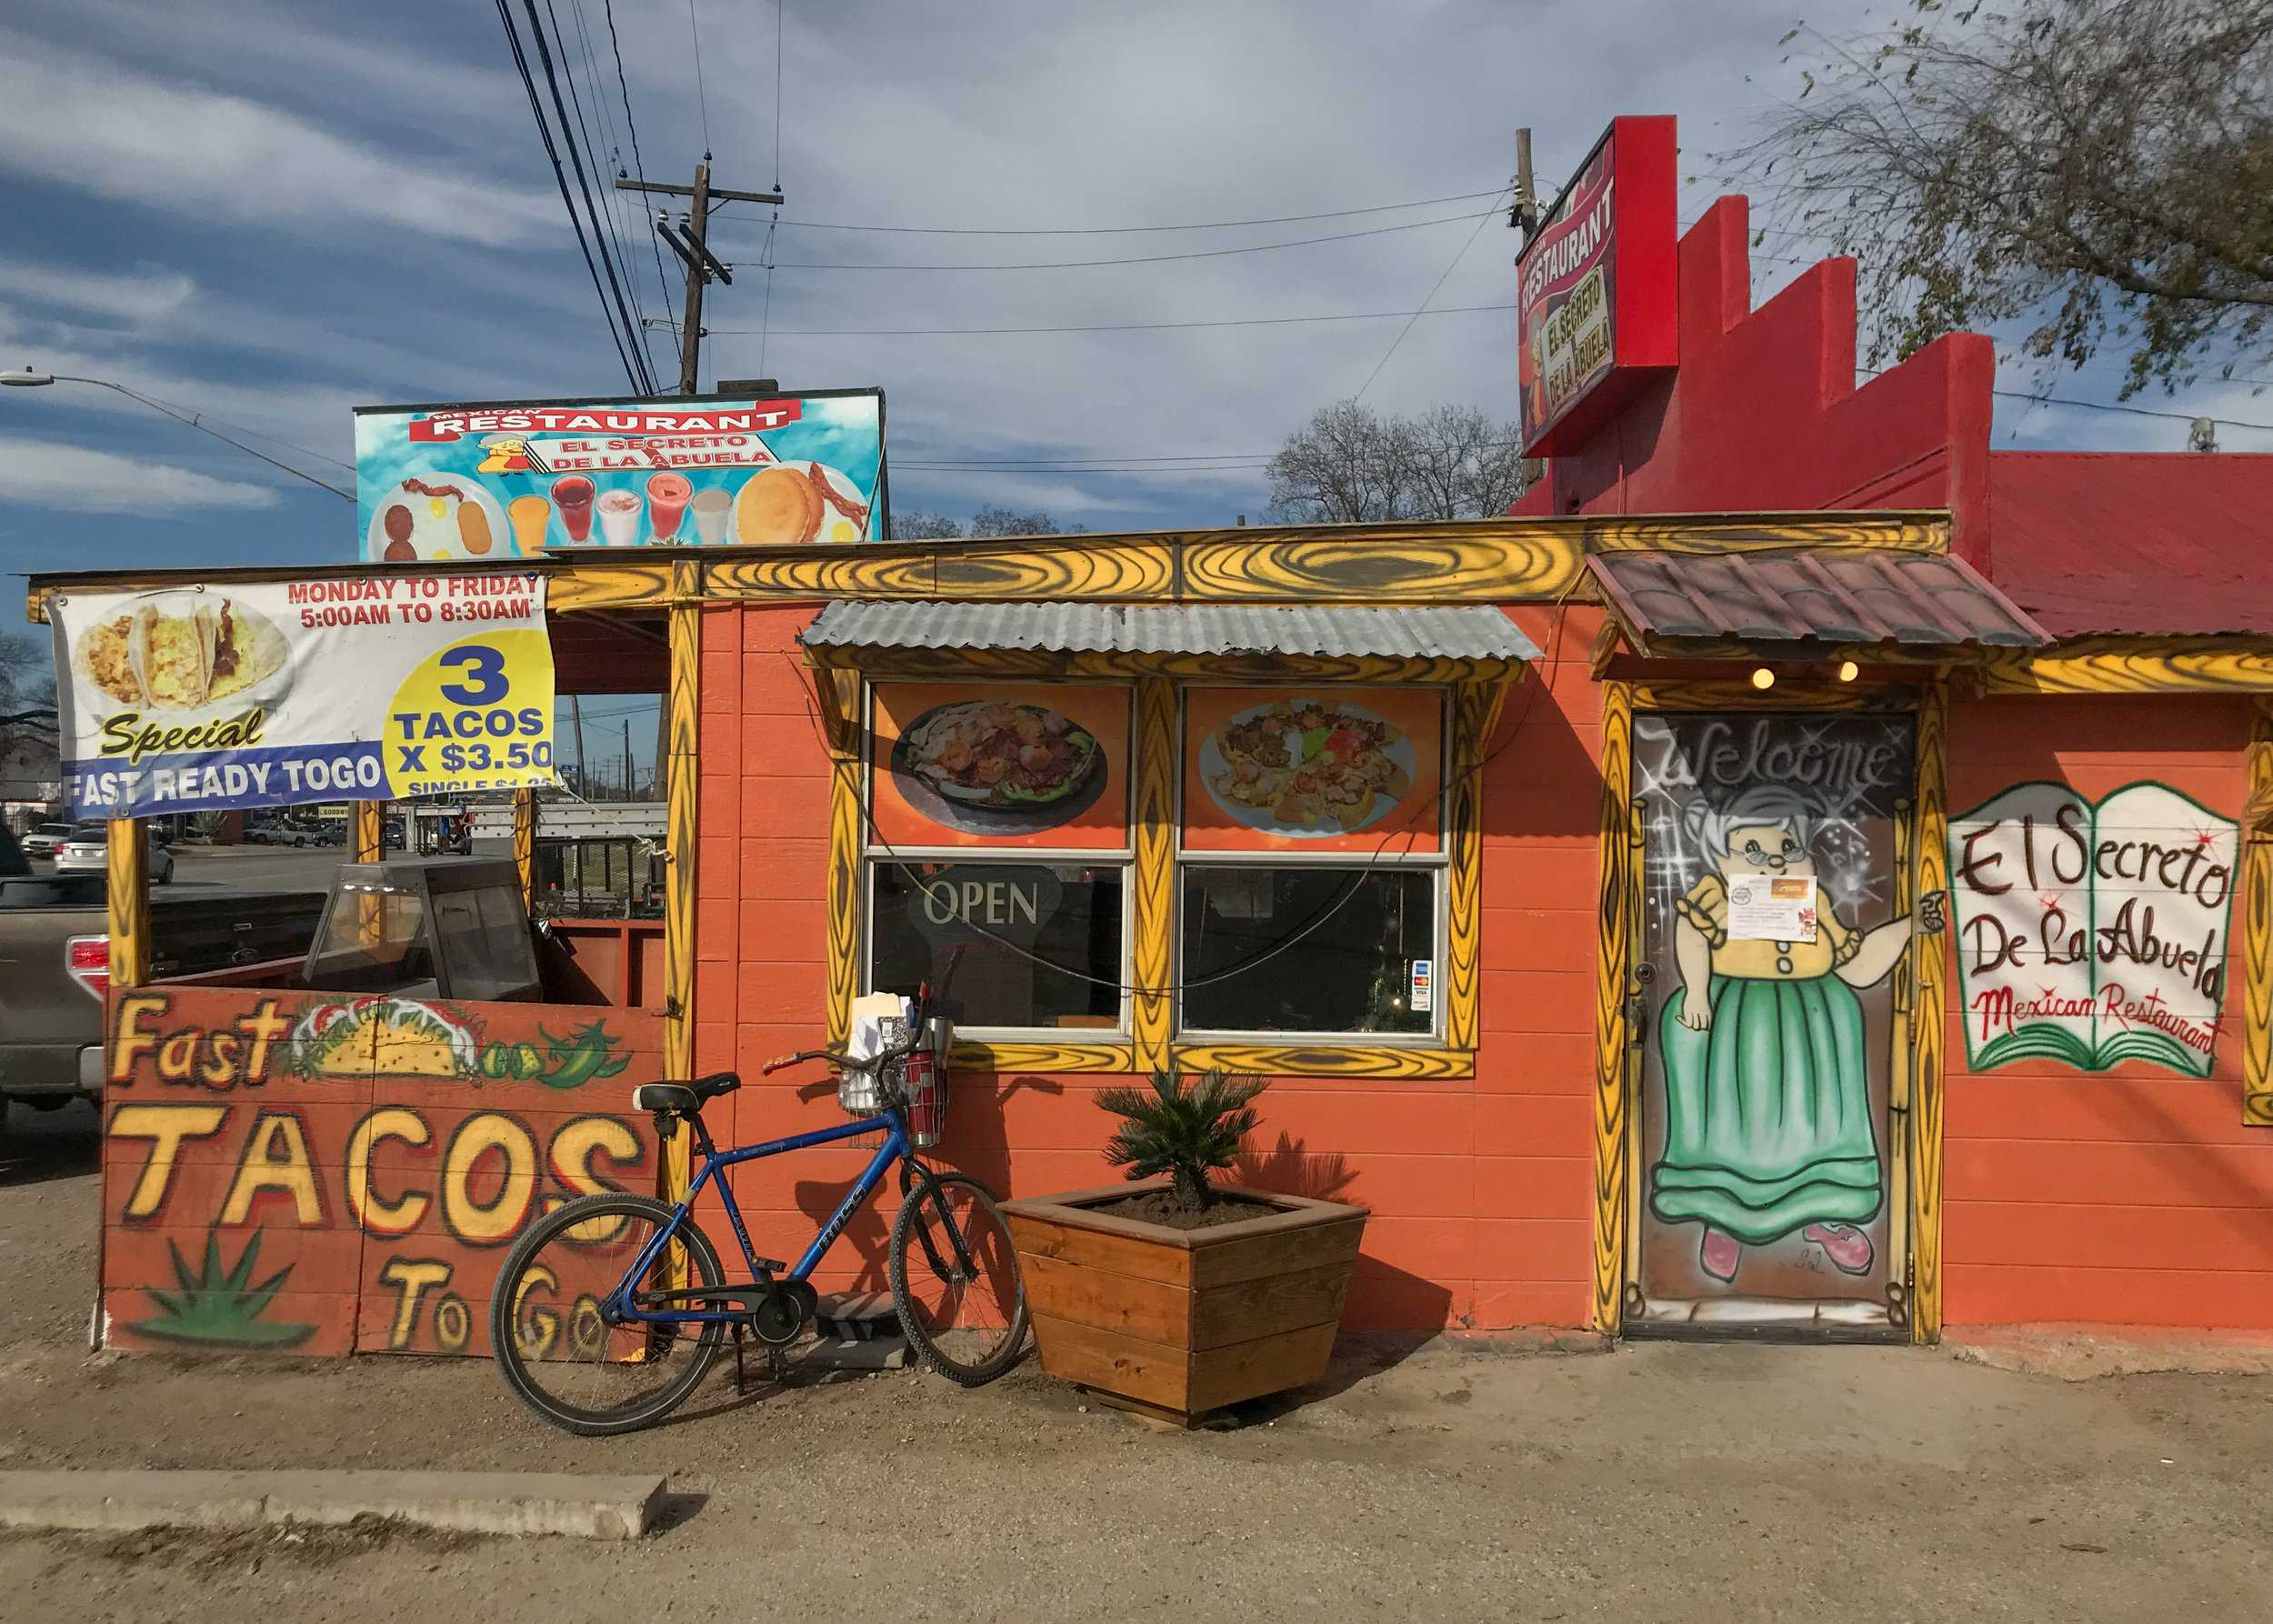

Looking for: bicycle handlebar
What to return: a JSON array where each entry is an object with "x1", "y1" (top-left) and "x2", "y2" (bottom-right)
[{"x1": 761, "y1": 1031, "x2": 927, "y2": 1077}]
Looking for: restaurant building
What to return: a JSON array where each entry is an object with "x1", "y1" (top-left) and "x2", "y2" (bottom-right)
[{"x1": 40, "y1": 140, "x2": 2273, "y2": 1354}]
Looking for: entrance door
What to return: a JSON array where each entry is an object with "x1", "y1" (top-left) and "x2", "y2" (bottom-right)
[{"x1": 1627, "y1": 710, "x2": 1917, "y2": 1335}]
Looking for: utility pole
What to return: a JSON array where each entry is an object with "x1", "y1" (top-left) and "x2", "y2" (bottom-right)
[{"x1": 616, "y1": 163, "x2": 785, "y2": 396}]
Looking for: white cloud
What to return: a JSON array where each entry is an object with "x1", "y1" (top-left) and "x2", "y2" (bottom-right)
[
  {"x1": 0, "y1": 259, "x2": 197, "y2": 326},
  {"x1": 0, "y1": 436, "x2": 283, "y2": 514},
  {"x1": 0, "y1": 26, "x2": 558, "y2": 248}
]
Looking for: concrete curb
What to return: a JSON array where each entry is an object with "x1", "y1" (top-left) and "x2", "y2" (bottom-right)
[{"x1": 0, "y1": 1471, "x2": 668, "y2": 1541}]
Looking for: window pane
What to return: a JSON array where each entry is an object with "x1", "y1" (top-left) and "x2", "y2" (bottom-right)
[
  {"x1": 1181, "y1": 867, "x2": 1435, "y2": 1035},
  {"x1": 870, "y1": 861, "x2": 1124, "y2": 1031}
]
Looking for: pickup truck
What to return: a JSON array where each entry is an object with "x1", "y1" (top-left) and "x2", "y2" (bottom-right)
[{"x1": 0, "y1": 827, "x2": 325, "y2": 1121}]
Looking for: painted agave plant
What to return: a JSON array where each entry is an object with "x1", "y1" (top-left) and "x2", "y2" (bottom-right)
[{"x1": 127, "y1": 1228, "x2": 315, "y2": 1348}]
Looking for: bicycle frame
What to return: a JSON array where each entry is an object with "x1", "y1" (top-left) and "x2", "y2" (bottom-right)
[{"x1": 607, "y1": 1109, "x2": 919, "y2": 1328}]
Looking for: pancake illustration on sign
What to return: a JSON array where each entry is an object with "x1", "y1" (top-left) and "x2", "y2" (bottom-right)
[
  {"x1": 733, "y1": 461, "x2": 871, "y2": 544},
  {"x1": 72, "y1": 593, "x2": 289, "y2": 712},
  {"x1": 1203, "y1": 699, "x2": 1415, "y2": 836},
  {"x1": 369, "y1": 476, "x2": 509, "y2": 562},
  {"x1": 892, "y1": 699, "x2": 1104, "y2": 834}
]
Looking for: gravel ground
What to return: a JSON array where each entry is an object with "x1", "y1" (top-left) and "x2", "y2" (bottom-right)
[{"x1": 4, "y1": 1100, "x2": 2270, "y2": 1622}]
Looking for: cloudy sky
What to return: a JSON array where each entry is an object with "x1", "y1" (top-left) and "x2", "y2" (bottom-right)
[{"x1": 2, "y1": 0, "x2": 2268, "y2": 589}]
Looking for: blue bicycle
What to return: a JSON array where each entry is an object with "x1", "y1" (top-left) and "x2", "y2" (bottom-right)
[{"x1": 490, "y1": 990, "x2": 1027, "y2": 1436}]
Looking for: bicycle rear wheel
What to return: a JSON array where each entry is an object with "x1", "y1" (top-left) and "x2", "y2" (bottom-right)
[
  {"x1": 491, "y1": 1194, "x2": 727, "y2": 1436},
  {"x1": 888, "y1": 1171, "x2": 1027, "y2": 1385}
]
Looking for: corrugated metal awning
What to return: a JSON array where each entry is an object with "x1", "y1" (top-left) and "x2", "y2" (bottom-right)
[
  {"x1": 800, "y1": 600, "x2": 1539, "y2": 664},
  {"x1": 1588, "y1": 546, "x2": 2048, "y2": 653}
]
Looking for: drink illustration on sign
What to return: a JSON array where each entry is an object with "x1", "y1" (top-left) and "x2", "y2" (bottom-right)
[
  {"x1": 1632, "y1": 714, "x2": 1934, "y2": 1307},
  {"x1": 1948, "y1": 780, "x2": 2237, "y2": 1076}
]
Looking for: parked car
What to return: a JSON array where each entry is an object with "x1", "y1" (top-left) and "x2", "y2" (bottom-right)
[
  {"x1": 55, "y1": 829, "x2": 175, "y2": 885},
  {"x1": 0, "y1": 845, "x2": 325, "y2": 1118},
  {"x1": 16, "y1": 822, "x2": 76, "y2": 860},
  {"x1": 247, "y1": 820, "x2": 319, "y2": 847}
]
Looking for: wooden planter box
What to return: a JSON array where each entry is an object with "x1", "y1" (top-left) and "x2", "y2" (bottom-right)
[{"x1": 1000, "y1": 1180, "x2": 1367, "y2": 1427}]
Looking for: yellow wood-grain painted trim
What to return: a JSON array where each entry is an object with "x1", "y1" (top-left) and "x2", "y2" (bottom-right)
[
  {"x1": 1130, "y1": 677, "x2": 1177, "y2": 1075},
  {"x1": 826, "y1": 717, "x2": 863, "y2": 1049},
  {"x1": 1170, "y1": 1043, "x2": 1476, "y2": 1080},
  {"x1": 1908, "y1": 684, "x2": 1949, "y2": 1343},
  {"x1": 1592, "y1": 680, "x2": 1636, "y2": 1333},
  {"x1": 662, "y1": 559, "x2": 702, "y2": 1202},
  {"x1": 1445, "y1": 681, "x2": 1505, "y2": 1054},
  {"x1": 952, "y1": 1041, "x2": 1135, "y2": 1075},
  {"x1": 105, "y1": 818, "x2": 150, "y2": 988},
  {"x1": 1974, "y1": 641, "x2": 2273, "y2": 696},
  {"x1": 2245, "y1": 699, "x2": 2273, "y2": 1128},
  {"x1": 511, "y1": 788, "x2": 537, "y2": 915},
  {"x1": 352, "y1": 800, "x2": 383, "y2": 864}
]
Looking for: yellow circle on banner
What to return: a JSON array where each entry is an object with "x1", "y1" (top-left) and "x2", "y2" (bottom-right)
[{"x1": 385, "y1": 627, "x2": 556, "y2": 797}]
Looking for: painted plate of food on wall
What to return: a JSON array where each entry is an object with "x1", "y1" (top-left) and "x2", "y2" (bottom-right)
[
  {"x1": 72, "y1": 590, "x2": 291, "y2": 713},
  {"x1": 367, "y1": 475, "x2": 514, "y2": 562},
  {"x1": 733, "y1": 460, "x2": 873, "y2": 546},
  {"x1": 889, "y1": 698, "x2": 1106, "y2": 836},
  {"x1": 1199, "y1": 697, "x2": 1417, "y2": 837}
]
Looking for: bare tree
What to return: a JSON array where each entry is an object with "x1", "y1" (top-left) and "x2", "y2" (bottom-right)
[
  {"x1": 891, "y1": 509, "x2": 966, "y2": 539},
  {"x1": 1725, "y1": 0, "x2": 2273, "y2": 396},
  {"x1": 1267, "y1": 401, "x2": 1524, "y2": 523},
  {"x1": 0, "y1": 633, "x2": 55, "y2": 735},
  {"x1": 969, "y1": 505, "x2": 1086, "y2": 537}
]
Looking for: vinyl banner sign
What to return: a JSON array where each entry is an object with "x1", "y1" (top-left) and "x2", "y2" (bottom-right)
[
  {"x1": 51, "y1": 574, "x2": 556, "y2": 818},
  {"x1": 1516, "y1": 115, "x2": 1677, "y2": 456},
  {"x1": 353, "y1": 387, "x2": 886, "y2": 561},
  {"x1": 1948, "y1": 780, "x2": 2238, "y2": 1076}
]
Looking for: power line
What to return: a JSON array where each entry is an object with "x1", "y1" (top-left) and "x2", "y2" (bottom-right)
[
  {"x1": 545, "y1": 0, "x2": 652, "y2": 360},
  {"x1": 732, "y1": 185, "x2": 1519, "y2": 236},
  {"x1": 602, "y1": 0, "x2": 679, "y2": 359},
  {"x1": 30, "y1": 376, "x2": 355, "y2": 499},
  {"x1": 692, "y1": 300, "x2": 1520, "y2": 338},
  {"x1": 1355, "y1": 186, "x2": 1513, "y2": 400},
  {"x1": 496, "y1": 0, "x2": 644, "y2": 392},
  {"x1": 518, "y1": 0, "x2": 656, "y2": 394},
  {"x1": 564, "y1": 0, "x2": 665, "y2": 381},
  {"x1": 724, "y1": 208, "x2": 1506, "y2": 272},
  {"x1": 1990, "y1": 388, "x2": 2273, "y2": 433},
  {"x1": 902, "y1": 451, "x2": 1273, "y2": 466},
  {"x1": 687, "y1": 0, "x2": 711, "y2": 158}
]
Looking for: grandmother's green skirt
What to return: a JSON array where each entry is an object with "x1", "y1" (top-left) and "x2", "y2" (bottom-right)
[{"x1": 1651, "y1": 973, "x2": 1882, "y2": 1244}]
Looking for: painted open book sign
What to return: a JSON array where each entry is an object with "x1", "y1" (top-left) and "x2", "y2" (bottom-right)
[{"x1": 1948, "y1": 781, "x2": 2238, "y2": 1077}]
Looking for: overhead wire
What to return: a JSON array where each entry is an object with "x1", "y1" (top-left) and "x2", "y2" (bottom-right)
[
  {"x1": 733, "y1": 185, "x2": 1521, "y2": 236},
  {"x1": 1355, "y1": 185, "x2": 1513, "y2": 400},
  {"x1": 726, "y1": 207, "x2": 1507, "y2": 272},
  {"x1": 602, "y1": 0, "x2": 680, "y2": 357},
  {"x1": 694, "y1": 301, "x2": 1520, "y2": 338},
  {"x1": 496, "y1": 0, "x2": 646, "y2": 393},
  {"x1": 687, "y1": 0, "x2": 711, "y2": 158},
  {"x1": 517, "y1": 0, "x2": 656, "y2": 394},
  {"x1": 564, "y1": 0, "x2": 666, "y2": 382}
]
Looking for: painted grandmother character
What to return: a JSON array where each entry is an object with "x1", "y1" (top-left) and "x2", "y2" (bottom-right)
[{"x1": 1657, "y1": 784, "x2": 1940, "y2": 1286}]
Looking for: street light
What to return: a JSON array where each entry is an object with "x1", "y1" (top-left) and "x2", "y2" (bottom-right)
[{"x1": 3, "y1": 366, "x2": 353, "y2": 498}]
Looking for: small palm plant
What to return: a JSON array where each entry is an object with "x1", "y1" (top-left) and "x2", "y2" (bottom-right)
[{"x1": 1096, "y1": 1068, "x2": 1268, "y2": 1214}]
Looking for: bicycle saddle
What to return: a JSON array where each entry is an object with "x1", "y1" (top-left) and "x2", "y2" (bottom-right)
[{"x1": 632, "y1": 1072, "x2": 742, "y2": 1112}]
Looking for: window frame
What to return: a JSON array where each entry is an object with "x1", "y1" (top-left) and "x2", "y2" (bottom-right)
[
  {"x1": 1172, "y1": 685, "x2": 1450, "y2": 1046},
  {"x1": 856, "y1": 679, "x2": 1136, "y2": 1045},
  {"x1": 832, "y1": 663, "x2": 1504, "y2": 1080}
]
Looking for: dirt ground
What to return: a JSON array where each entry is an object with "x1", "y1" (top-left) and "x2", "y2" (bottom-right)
[{"x1": 5, "y1": 1100, "x2": 2271, "y2": 1623}]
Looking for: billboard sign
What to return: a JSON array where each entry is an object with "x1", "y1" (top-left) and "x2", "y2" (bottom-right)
[
  {"x1": 1516, "y1": 115, "x2": 1677, "y2": 456},
  {"x1": 50, "y1": 572, "x2": 556, "y2": 818},
  {"x1": 353, "y1": 387, "x2": 886, "y2": 561}
]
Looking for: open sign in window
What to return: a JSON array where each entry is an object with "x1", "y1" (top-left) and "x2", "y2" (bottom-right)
[{"x1": 868, "y1": 861, "x2": 1126, "y2": 1035}]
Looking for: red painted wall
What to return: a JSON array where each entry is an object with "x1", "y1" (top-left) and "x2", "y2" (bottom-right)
[
  {"x1": 1940, "y1": 694, "x2": 2270, "y2": 1328},
  {"x1": 1512, "y1": 197, "x2": 1997, "y2": 570},
  {"x1": 694, "y1": 601, "x2": 1614, "y2": 1329}
]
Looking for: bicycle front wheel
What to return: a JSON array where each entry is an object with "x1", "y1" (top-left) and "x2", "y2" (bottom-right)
[
  {"x1": 491, "y1": 1194, "x2": 727, "y2": 1436},
  {"x1": 889, "y1": 1172, "x2": 1028, "y2": 1385}
]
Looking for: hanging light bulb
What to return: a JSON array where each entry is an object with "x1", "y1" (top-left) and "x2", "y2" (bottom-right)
[
  {"x1": 1837, "y1": 660, "x2": 1861, "y2": 683},
  {"x1": 1750, "y1": 667, "x2": 1776, "y2": 690}
]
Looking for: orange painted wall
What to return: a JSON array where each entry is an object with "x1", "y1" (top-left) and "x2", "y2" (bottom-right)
[
  {"x1": 1940, "y1": 694, "x2": 2269, "y2": 1328},
  {"x1": 692, "y1": 601, "x2": 1612, "y2": 1330}
]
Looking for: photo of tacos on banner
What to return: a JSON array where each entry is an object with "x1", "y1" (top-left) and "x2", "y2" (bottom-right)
[
  {"x1": 734, "y1": 460, "x2": 873, "y2": 545},
  {"x1": 73, "y1": 592, "x2": 289, "y2": 713}
]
